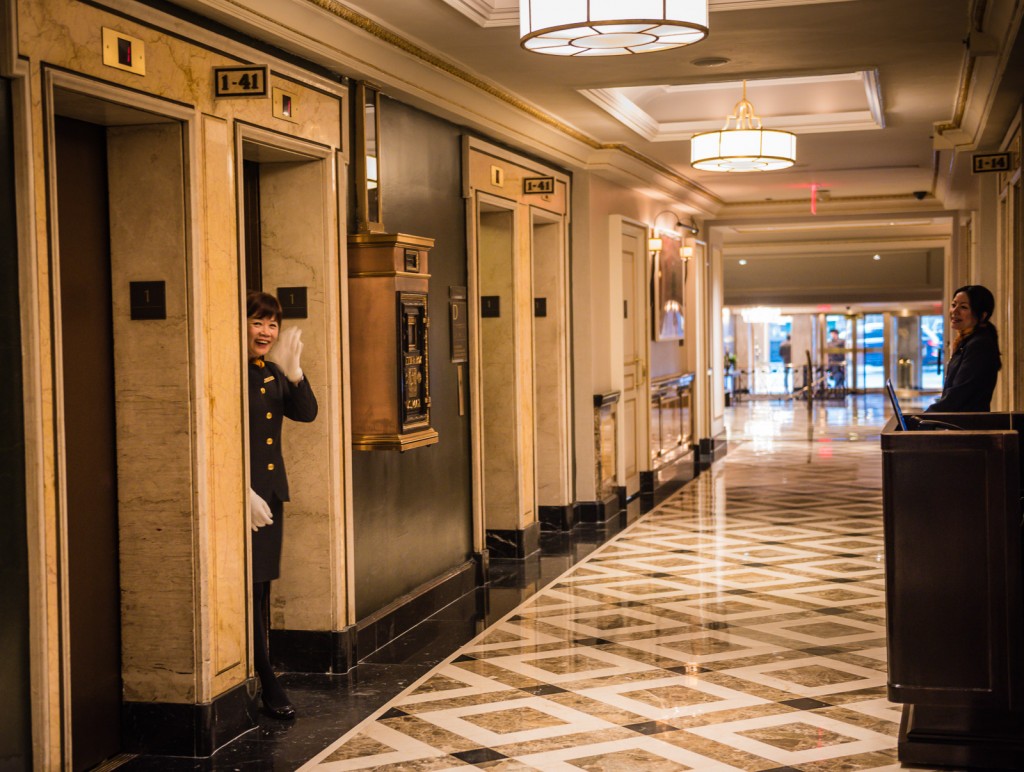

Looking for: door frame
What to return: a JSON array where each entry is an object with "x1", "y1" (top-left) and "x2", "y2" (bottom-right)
[
  {"x1": 467, "y1": 191, "x2": 522, "y2": 546},
  {"x1": 529, "y1": 206, "x2": 572, "y2": 510},
  {"x1": 233, "y1": 125, "x2": 351, "y2": 634},
  {"x1": 42, "y1": 69, "x2": 200, "y2": 764},
  {"x1": 611, "y1": 216, "x2": 650, "y2": 498}
]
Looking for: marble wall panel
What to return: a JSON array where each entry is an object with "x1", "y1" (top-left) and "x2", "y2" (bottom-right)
[
  {"x1": 107, "y1": 123, "x2": 195, "y2": 703},
  {"x1": 479, "y1": 211, "x2": 519, "y2": 531},
  {"x1": 199, "y1": 115, "x2": 247, "y2": 695},
  {"x1": 18, "y1": 0, "x2": 342, "y2": 148},
  {"x1": 258, "y1": 160, "x2": 337, "y2": 632},
  {"x1": 514, "y1": 205, "x2": 536, "y2": 529},
  {"x1": 467, "y1": 151, "x2": 566, "y2": 216},
  {"x1": 596, "y1": 402, "x2": 618, "y2": 500},
  {"x1": 531, "y1": 218, "x2": 570, "y2": 507}
]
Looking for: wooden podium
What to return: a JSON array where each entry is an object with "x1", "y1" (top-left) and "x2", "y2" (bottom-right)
[{"x1": 881, "y1": 412, "x2": 1024, "y2": 768}]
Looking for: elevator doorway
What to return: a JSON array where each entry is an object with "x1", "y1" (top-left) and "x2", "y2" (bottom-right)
[
  {"x1": 53, "y1": 89, "x2": 191, "y2": 768},
  {"x1": 55, "y1": 115, "x2": 122, "y2": 772},
  {"x1": 236, "y1": 134, "x2": 339, "y2": 654}
]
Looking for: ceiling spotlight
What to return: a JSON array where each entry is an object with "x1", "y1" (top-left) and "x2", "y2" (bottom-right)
[
  {"x1": 738, "y1": 259, "x2": 748, "y2": 266},
  {"x1": 690, "y1": 80, "x2": 796, "y2": 172},
  {"x1": 520, "y1": 0, "x2": 709, "y2": 57},
  {"x1": 692, "y1": 56, "x2": 730, "y2": 67},
  {"x1": 873, "y1": 254, "x2": 881, "y2": 260}
]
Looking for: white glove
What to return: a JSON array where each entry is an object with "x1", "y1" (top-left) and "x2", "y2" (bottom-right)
[
  {"x1": 249, "y1": 488, "x2": 273, "y2": 532},
  {"x1": 268, "y1": 326, "x2": 303, "y2": 383}
]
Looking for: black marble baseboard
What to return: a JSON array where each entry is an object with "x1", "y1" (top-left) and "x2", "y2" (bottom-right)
[
  {"x1": 270, "y1": 625, "x2": 357, "y2": 674},
  {"x1": 539, "y1": 504, "x2": 576, "y2": 532},
  {"x1": 698, "y1": 434, "x2": 729, "y2": 467},
  {"x1": 574, "y1": 495, "x2": 621, "y2": 524},
  {"x1": 487, "y1": 521, "x2": 541, "y2": 560},
  {"x1": 122, "y1": 679, "x2": 258, "y2": 758},
  {"x1": 615, "y1": 486, "x2": 628, "y2": 507},
  {"x1": 641, "y1": 448, "x2": 697, "y2": 501},
  {"x1": 474, "y1": 549, "x2": 490, "y2": 585},
  {"x1": 356, "y1": 559, "x2": 477, "y2": 659}
]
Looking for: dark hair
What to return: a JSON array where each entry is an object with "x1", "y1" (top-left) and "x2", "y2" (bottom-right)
[
  {"x1": 953, "y1": 284, "x2": 1001, "y2": 368},
  {"x1": 954, "y1": 284, "x2": 995, "y2": 325},
  {"x1": 246, "y1": 290, "x2": 282, "y2": 323}
]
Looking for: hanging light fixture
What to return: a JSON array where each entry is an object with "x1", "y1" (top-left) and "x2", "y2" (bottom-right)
[
  {"x1": 690, "y1": 81, "x2": 796, "y2": 172},
  {"x1": 520, "y1": 0, "x2": 709, "y2": 57}
]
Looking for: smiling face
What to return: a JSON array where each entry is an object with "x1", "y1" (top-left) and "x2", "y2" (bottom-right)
[
  {"x1": 247, "y1": 315, "x2": 279, "y2": 359},
  {"x1": 949, "y1": 291, "x2": 981, "y2": 335}
]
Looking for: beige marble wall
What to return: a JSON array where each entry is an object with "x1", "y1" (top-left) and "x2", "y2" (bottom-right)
[
  {"x1": 531, "y1": 217, "x2": 570, "y2": 507},
  {"x1": 199, "y1": 115, "x2": 248, "y2": 699},
  {"x1": 513, "y1": 208, "x2": 535, "y2": 528},
  {"x1": 107, "y1": 123, "x2": 196, "y2": 702},
  {"x1": 14, "y1": 1, "x2": 348, "y2": 757},
  {"x1": 479, "y1": 210, "x2": 520, "y2": 531},
  {"x1": 258, "y1": 159, "x2": 342, "y2": 632}
]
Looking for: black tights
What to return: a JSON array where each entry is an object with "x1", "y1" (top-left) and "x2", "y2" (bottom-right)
[{"x1": 253, "y1": 581, "x2": 289, "y2": 706}]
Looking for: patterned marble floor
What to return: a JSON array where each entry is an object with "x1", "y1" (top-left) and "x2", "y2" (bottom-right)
[{"x1": 300, "y1": 397, "x2": 933, "y2": 771}]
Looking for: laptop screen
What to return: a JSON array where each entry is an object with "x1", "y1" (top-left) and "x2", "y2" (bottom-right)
[{"x1": 885, "y1": 378, "x2": 908, "y2": 431}]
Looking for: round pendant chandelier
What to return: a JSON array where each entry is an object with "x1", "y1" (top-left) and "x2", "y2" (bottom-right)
[
  {"x1": 520, "y1": 0, "x2": 709, "y2": 57},
  {"x1": 690, "y1": 81, "x2": 796, "y2": 172}
]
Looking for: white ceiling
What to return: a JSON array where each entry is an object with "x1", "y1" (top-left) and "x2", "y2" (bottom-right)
[
  {"x1": 170, "y1": 0, "x2": 1023, "y2": 303},
  {"x1": 330, "y1": 0, "x2": 1023, "y2": 302},
  {"x1": 344, "y1": 0, "x2": 976, "y2": 203}
]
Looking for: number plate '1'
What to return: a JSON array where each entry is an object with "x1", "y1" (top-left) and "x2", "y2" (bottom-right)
[{"x1": 213, "y1": 66, "x2": 269, "y2": 98}]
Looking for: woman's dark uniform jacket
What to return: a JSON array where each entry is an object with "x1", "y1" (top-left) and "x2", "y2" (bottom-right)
[
  {"x1": 926, "y1": 327, "x2": 1000, "y2": 413},
  {"x1": 249, "y1": 358, "x2": 317, "y2": 582}
]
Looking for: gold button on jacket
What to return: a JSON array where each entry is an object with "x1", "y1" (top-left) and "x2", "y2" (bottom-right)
[{"x1": 247, "y1": 359, "x2": 318, "y2": 506}]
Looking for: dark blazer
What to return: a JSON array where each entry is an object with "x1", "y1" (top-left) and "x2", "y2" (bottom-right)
[
  {"x1": 248, "y1": 359, "x2": 318, "y2": 503},
  {"x1": 249, "y1": 359, "x2": 317, "y2": 583},
  {"x1": 926, "y1": 327, "x2": 1000, "y2": 413}
]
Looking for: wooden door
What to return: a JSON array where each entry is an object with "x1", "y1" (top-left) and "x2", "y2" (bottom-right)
[{"x1": 621, "y1": 223, "x2": 648, "y2": 496}]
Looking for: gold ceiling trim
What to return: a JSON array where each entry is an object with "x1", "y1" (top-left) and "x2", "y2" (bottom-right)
[
  {"x1": 933, "y1": 54, "x2": 974, "y2": 135},
  {"x1": 934, "y1": 0, "x2": 985, "y2": 135},
  {"x1": 304, "y1": 0, "x2": 717, "y2": 201}
]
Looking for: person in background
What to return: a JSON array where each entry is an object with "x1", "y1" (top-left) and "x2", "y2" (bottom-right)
[
  {"x1": 779, "y1": 334, "x2": 792, "y2": 392},
  {"x1": 246, "y1": 290, "x2": 318, "y2": 719},
  {"x1": 827, "y1": 328, "x2": 846, "y2": 389},
  {"x1": 926, "y1": 284, "x2": 1001, "y2": 412}
]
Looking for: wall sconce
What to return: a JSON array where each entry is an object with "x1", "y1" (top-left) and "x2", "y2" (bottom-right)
[
  {"x1": 653, "y1": 210, "x2": 699, "y2": 236},
  {"x1": 648, "y1": 237, "x2": 664, "y2": 253},
  {"x1": 682, "y1": 245, "x2": 694, "y2": 259}
]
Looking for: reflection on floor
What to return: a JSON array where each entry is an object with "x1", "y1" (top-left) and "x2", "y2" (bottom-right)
[
  {"x1": 127, "y1": 395, "x2": 947, "y2": 770},
  {"x1": 297, "y1": 396, "x2": 925, "y2": 771}
]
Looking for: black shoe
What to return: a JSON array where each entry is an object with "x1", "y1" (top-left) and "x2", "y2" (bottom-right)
[{"x1": 261, "y1": 692, "x2": 296, "y2": 720}]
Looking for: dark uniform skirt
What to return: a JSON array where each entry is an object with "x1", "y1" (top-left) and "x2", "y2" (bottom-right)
[{"x1": 251, "y1": 495, "x2": 285, "y2": 583}]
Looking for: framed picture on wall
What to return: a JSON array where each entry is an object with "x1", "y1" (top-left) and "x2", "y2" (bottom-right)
[{"x1": 653, "y1": 235, "x2": 685, "y2": 342}]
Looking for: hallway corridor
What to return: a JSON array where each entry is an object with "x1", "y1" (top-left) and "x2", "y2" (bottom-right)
[{"x1": 297, "y1": 397, "x2": 913, "y2": 771}]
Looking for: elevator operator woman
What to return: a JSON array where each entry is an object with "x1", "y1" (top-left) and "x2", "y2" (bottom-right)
[
  {"x1": 926, "y1": 284, "x2": 1001, "y2": 413},
  {"x1": 246, "y1": 290, "x2": 318, "y2": 720}
]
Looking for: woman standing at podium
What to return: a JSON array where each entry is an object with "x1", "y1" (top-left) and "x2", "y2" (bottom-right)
[{"x1": 926, "y1": 284, "x2": 1001, "y2": 412}]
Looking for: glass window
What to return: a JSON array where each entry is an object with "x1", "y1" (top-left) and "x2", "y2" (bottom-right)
[
  {"x1": 920, "y1": 315, "x2": 944, "y2": 389},
  {"x1": 768, "y1": 320, "x2": 792, "y2": 363}
]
